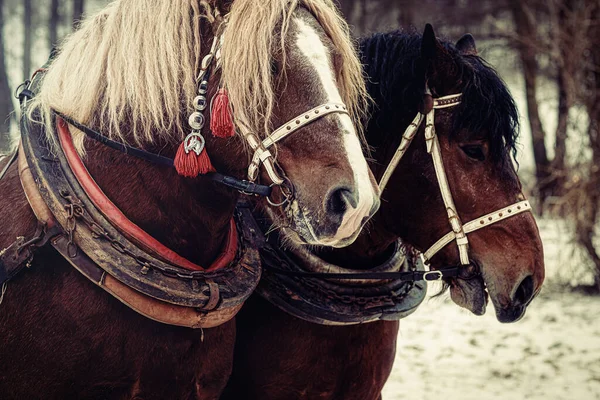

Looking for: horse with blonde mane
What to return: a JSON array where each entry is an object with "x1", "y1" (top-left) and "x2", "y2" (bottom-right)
[{"x1": 0, "y1": 0, "x2": 379, "y2": 398}]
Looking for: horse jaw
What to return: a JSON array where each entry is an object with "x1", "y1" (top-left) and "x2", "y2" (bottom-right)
[{"x1": 449, "y1": 276, "x2": 488, "y2": 316}]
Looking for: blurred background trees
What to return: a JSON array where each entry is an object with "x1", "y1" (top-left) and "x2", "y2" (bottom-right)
[
  {"x1": 0, "y1": 0, "x2": 598, "y2": 290},
  {"x1": 0, "y1": 0, "x2": 86, "y2": 150}
]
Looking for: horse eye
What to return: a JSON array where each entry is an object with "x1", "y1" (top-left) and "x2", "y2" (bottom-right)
[{"x1": 460, "y1": 145, "x2": 486, "y2": 161}]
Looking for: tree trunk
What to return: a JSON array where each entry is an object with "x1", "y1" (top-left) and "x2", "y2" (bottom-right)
[
  {"x1": 509, "y1": 0, "x2": 552, "y2": 209},
  {"x1": 580, "y1": 0, "x2": 600, "y2": 290},
  {"x1": 396, "y1": 0, "x2": 415, "y2": 27},
  {"x1": 552, "y1": 0, "x2": 576, "y2": 197},
  {"x1": 359, "y1": 0, "x2": 368, "y2": 34},
  {"x1": 49, "y1": 0, "x2": 60, "y2": 49},
  {"x1": 0, "y1": 0, "x2": 14, "y2": 150},
  {"x1": 23, "y1": 0, "x2": 32, "y2": 81},
  {"x1": 552, "y1": 72, "x2": 569, "y2": 192},
  {"x1": 73, "y1": 0, "x2": 84, "y2": 30}
]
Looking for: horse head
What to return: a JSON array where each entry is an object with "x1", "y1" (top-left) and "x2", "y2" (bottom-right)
[
  {"x1": 361, "y1": 25, "x2": 544, "y2": 323},
  {"x1": 194, "y1": 0, "x2": 381, "y2": 248}
]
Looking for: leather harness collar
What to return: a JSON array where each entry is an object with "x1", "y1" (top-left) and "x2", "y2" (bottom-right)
[{"x1": 0, "y1": 73, "x2": 264, "y2": 328}]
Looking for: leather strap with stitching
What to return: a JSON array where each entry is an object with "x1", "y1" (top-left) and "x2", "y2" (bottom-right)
[{"x1": 423, "y1": 200, "x2": 531, "y2": 262}]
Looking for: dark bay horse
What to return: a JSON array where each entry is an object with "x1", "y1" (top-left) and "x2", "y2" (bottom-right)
[
  {"x1": 225, "y1": 26, "x2": 545, "y2": 399},
  {"x1": 0, "y1": 1, "x2": 379, "y2": 398}
]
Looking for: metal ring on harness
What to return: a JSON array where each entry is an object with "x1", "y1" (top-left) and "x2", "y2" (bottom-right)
[{"x1": 266, "y1": 175, "x2": 295, "y2": 207}]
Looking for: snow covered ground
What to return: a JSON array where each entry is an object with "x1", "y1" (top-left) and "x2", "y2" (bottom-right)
[{"x1": 383, "y1": 219, "x2": 600, "y2": 400}]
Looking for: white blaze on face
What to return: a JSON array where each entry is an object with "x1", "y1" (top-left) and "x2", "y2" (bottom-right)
[{"x1": 295, "y1": 18, "x2": 377, "y2": 244}]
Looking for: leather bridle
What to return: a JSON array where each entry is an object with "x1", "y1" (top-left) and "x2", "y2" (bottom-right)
[
  {"x1": 244, "y1": 102, "x2": 350, "y2": 185},
  {"x1": 378, "y1": 88, "x2": 532, "y2": 275},
  {"x1": 204, "y1": 28, "x2": 351, "y2": 190}
]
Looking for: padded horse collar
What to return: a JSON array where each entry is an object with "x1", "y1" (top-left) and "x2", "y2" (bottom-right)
[
  {"x1": 253, "y1": 213, "x2": 427, "y2": 325},
  {"x1": 1, "y1": 73, "x2": 263, "y2": 328}
]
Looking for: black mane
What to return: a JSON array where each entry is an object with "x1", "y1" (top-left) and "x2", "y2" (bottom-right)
[{"x1": 359, "y1": 30, "x2": 519, "y2": 161}]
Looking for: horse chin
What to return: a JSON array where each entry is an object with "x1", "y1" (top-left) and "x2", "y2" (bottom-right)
[
  {"x1": 495, "y1": 305, "x2": 527, "y2": 323},
  {"x1": 267, "y1": 200, "x2": 360, "y2": 248},
  {"x1": 282, "y1": 225, "x2": 355, "y2": 248},
  {"x1": 449, "y1": 276, "x2": 488, "y2": 316}
]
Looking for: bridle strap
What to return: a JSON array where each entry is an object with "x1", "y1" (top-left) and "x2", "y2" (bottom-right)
[
  {"x1": 210, "y1": 26, "x2": 350, "y2": 187},
  {"x1": 378, "y1": 92, "x2": 462, "y2": 191},
  {"x1": 246, "y1": 102, "x2": 349, "y2": 184},
  {"x1": 425, "y1": 105, "x2": 470, "y2": 265},
  {"x1": 378, "y1": 89, "x2": 531, "y2": 269},
  {"x1": 378, "y1": 113, "x2": 423, "y2": 191},
  {"x1": 423, "y1": 200, "x2": 531, "y2": 263}
]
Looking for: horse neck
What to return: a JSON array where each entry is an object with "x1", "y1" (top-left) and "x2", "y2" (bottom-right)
[{"x1": 83, "y1": 140, "x2": 238, "y2": 267}]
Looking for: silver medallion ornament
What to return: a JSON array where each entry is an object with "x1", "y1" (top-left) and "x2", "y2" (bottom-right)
[
  {"x1": 193, "y1": 95, "x2": 208, "y2": 111},
  {"x1": 182, "y1": 132, "x2": 206, "y2": 156},
  {"x1": 188, "y1": 112, "x2": 205, "y2": 131}
]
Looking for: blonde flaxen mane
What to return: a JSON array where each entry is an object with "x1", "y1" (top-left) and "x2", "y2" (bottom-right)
[
  {"x1": 222, "y1": 0, "x2": 368, "y2": 140},
  {"x1": 31, "y1": 0, "x2": 368, "y2": 150}
]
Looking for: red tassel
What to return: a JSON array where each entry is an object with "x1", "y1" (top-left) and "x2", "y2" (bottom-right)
[
  {"x1": 210, "y1": 88, "x2": 236, "y2": 138},
  {"x1": 174, "y1": 141, "x2": 215, "y2": 178}
]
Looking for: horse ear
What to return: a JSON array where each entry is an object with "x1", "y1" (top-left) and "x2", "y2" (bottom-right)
[
  {"x1": 456, "y1": 34, "x2": 478, "y2": 56},
  {"x1": 421, "y1": 24, "x2": 459, "y2": 94},
  {"x1": 421, "y1": 24, "x2": 439, "y2": 67}
]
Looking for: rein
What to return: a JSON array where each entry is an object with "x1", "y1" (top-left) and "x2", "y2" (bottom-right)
[
  {"x1": 54, "y1": 111, "x2": 273, "y2": 198},
  {"x1": 263, "y1": 263, "x2": 459, "y2": 281},
  {"x1": 0, "y1": 150, "x2": 17, "y2": 181}
]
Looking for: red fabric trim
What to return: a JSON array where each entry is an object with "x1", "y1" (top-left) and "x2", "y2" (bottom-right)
[{"x1": 56, "y1": 117, "x2": 237, "y2": 272}]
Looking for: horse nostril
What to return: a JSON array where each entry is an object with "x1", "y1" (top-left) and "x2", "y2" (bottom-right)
[
  {"x1": 513, "y1": 275, "x2": 535, "y2": 307},
  {"x1": 325, "y1": 186, "x2": 357, "y2": 216}
]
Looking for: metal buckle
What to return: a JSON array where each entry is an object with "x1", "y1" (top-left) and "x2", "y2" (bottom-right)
[
  {"x1": 15, "y1": 80, "x2": 33, "y2": 104},
  {"x1": 423, "y1": 270, "x2": 443, "y2": 281}
]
